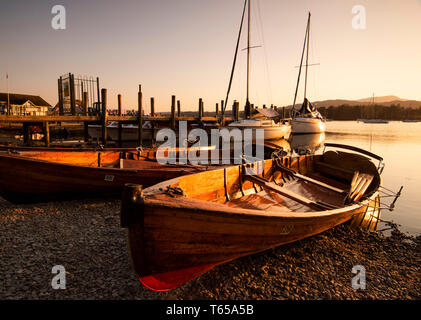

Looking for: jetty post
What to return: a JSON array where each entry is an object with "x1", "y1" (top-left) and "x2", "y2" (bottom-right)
[
  {"x1": 83, "y1": 91, "x2": 89, "y2": 142},
  {"x1": 198, "y1": 98, "x2": 203, "y2": 122},
  {"x1": 118, "y1": 94, "x2": 122, "y2": 147},
  {"x1": 44, "y1": 121, "x2": 50, "y2": 147},
  {"x1": 220, "y1": 100, "x2": 225, "y2": 126},
  {"x1": 23, "y1": 123, "x2": 29, "y2": 145},
  {"x1": 101, "y1": 88, "x2": 108, "y2": 145},
  {"x1": 232, "y1": 100, "x2": 239, "y2": 121},
  {"x1": 171, "y1": 95, "x2": 176, "y2": 129},
  {"x1": 137, "y1": 85, "x2": 143, "y2": 146},
  {"x1": 150, "y1": 97, "x2": 155, "y2": 145}
]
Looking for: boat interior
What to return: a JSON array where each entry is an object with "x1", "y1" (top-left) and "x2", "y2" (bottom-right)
[{"x1": 155, "y1": 148, "x2": 381, "y2": 213}]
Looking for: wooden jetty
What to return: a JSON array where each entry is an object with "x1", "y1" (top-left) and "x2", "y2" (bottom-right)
[{"x1": 0, "y1": 83, "x2": 288, "y2": 148}]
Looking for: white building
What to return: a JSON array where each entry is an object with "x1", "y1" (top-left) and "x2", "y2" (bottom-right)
[{"x1": 0, "y1": 93, "x2": 51, "y2": 116}]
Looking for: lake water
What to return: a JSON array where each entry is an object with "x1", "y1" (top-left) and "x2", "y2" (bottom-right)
[
  {"x1": 283, "y1": 121, "x2": 421, "y2": 236},
  {"x1": 1, "y1": 120, "x2": 419, "y2": 235}
]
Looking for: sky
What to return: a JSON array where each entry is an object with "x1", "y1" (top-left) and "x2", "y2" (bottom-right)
[{"x1": 0, "y1": 0, "x2": 420, "y2": 112}]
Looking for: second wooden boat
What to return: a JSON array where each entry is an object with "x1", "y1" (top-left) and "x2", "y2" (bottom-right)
[
  {"x1": 0, "y1": 146, "x2": 218, "y2": 203},
  {"x1": 121, "y1": 143, "x2": 385, "y2": 291}
]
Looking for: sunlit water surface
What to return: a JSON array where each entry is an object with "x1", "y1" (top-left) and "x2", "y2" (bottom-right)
[{"x1": 280, "y1": 121, "x2": 421, "y2": 236}]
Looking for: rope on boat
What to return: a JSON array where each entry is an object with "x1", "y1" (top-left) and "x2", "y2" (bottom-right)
[{"x1": 160, "y1": 186, "x2": 185, "y2": 197}]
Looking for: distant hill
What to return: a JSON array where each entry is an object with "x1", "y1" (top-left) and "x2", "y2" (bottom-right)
[
  {"x1": 285, "y1": 95, "x2": 421, "y2": 109},
  {"x1": 356, "y1": 95, "x2": 406, "y2": 103}
]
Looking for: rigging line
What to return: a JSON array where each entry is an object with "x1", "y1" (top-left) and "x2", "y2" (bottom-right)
[
  {"x1": 222, "y1": 0, "x2": 248, "y2": 120},
  {"x1": 256, "y1": 0, "x2": 273, "y2": 105},
  {"x1": 295, "y1": 63, "x2": 320, "y2": 68},
  {"x1": 241, "y1": 45, "x2": 262, "y2": 50},
  {"x1": 292, "y1": 13, "x2": 310, "y2": 116}
]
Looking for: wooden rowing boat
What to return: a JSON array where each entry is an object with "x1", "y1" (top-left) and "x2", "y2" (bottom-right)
[
  {"x1": 0, "y1": 146, "x2": 219, "y2": 203},
  {"x1": 120, "y1": 143, "x2": 383, "y2": 291}
]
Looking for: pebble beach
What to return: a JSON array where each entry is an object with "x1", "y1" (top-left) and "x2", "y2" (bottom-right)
[{"x1": 1, "y1": 197, "x2": 419, "y2": 300}]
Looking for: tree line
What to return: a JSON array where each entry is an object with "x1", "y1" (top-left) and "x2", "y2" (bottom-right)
[{"x1": 317, "y1": 104, "x2": 421, "y2": 121}]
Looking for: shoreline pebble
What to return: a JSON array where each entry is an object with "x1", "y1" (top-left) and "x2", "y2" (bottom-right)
[{"x1": 0, "y1": 198, "x2": 419, "y2": 300}]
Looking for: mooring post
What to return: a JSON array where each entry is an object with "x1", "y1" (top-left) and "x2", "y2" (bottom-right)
[
  {"x1": 215, "y1": 103, "x2": 219, "y2": 119},
  {"x1": 138, "y1": 85, "x2": 143, "y2": 146},
  {"x1": 220, "y1": 100, "x2": 225, "y2": 126},
  {"x1": 83, "y1": 92, "x2": 89, "y2": 142},
  {"x1": 101, "y1": 88, "x2": 108, "y2": 146},
  {"x1": 236, "y1": 101, "x2": 240, "y2": 121},
  {"x1": 44, "y1": 121, "x2": 50, "y2": 147},
  {"x1": 177, "y1": 100, "x2": 181, "y2": 117},
  {"x1": 198, "y1": 98, "x2": 203, "y2": 123},
  {"x1": 150, "y1": 97, "x2": 155, "y2": 145},
  {"x1": 23, "y1": 123, "x2": 30, "y2": 146},
  {"x1": 118, "y1": 94, "x2": 122, "y2": 147},
  {"x1": 171, "y1": 95, "x2": 176, "y2": 130},
  {"x1": 232, "y1": 100, "x2": 237, "y2": 122},
  {"x1": 150, "y1": 97, "x2": 155, "y2": 116}
]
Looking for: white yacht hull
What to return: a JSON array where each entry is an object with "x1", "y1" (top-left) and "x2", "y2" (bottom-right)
[
  {"x1": 227, "y1": 120, "x2": 291, "y2": 140},
  {"x1": 291, "y1": 118, "x2": 326, "y2": 134}
]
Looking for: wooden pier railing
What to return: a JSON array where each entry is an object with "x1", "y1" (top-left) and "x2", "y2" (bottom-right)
[{"x1": 0, "y1": 85, "x2": 243, "y2": 147}]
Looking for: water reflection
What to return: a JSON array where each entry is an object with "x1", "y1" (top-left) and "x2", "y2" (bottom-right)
[
  {"x1": 289, "y1": 133, "x2": 325, "y2": 155},
  {"x1": 260, "y1": 133, "x2": 326, "y2": 157},
  {"x1": 325, "y1": 121, "x2": 421, "y2": 236},
  {"x1": 266, "y1": 122, "x2": 420, "y2": 235}
]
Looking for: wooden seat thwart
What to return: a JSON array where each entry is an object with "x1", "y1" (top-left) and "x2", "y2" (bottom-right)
[
  {"x1": 243, "y1": 167, "x2": 374, "y2": 211},
  {"x1": 314, "y1": 161, "x2": 355, "y2": 181},
  {"x1": 243, "y1": 174, "x2": 339, "y2": 211},
  {"x1": 274, "y1": 161, "x2": 374, "y2": 205},
  {"x1": 274, "y1": 162, "x2": 346, "y2": 195}
]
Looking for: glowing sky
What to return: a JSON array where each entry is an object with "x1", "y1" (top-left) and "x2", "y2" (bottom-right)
[{"x1": 0, "y1": 0, "x2": 420, "y2": 112}]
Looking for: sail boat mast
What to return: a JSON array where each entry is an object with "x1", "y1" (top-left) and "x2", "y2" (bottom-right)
[
  {"x1": 246, "y1": 0, "x2": 251, "y2": 109},
  {"x1": 291, "y1": 12, "x2": 311, "y2": 117},
  {"x1": 304, "y1": 12, "x2": 311, "y2": 99},
  {"x1": 221, "y1": 0, "x2": 247, "y2": 122}
]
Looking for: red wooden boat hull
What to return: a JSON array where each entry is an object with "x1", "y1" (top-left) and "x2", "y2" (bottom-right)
[{"x1": 121, "y1": 149, "x2": 382, "y2": 291}]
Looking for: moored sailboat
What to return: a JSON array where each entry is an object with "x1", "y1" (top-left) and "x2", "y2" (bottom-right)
[
  {"x1": 221, "y1": 0, "x2": 291, "y2": 139},
  {"x1": 227, "y1": 108, "x2": 291, "y2": 140},
  {"x1": 291, "y1": 12, "x2": 326, "y2": 134}
]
